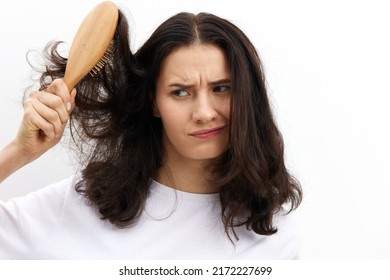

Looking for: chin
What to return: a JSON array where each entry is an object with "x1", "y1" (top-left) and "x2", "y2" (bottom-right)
[{"x1": 186, "y1": 148, "x2": 227, "y2": 161}]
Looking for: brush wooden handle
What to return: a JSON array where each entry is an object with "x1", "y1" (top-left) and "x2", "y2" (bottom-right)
[{"x1": 63, "y1": 1, "x2": 118, "y2": 91}]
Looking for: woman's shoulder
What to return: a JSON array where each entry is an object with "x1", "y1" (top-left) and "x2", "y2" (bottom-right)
[
  {"x1": 0, "y1": 174, "x2": 94, "y2": 259},
  {"x1": 24, "y1": 174, "x2": 77, "y2": 197},
  {"x1": 1, "y1": 174, "x2": 81, "y2": 217},
  {"x1": 270, "y1": 208, "x2": 301, "y2": 259},
  {"x1": 234, "y1": 208, "x2": 301, "y2": 259},
  {"x1": 30, "y1": 175, "x2": 79, "y2": 198},
  {"x1": 273, "y1": 207, "x2": 300, "y2": 233}
]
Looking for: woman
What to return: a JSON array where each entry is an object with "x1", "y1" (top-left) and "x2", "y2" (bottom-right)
[{"x1": 0, "y1": 9, "x2": 302, "y2": 259}]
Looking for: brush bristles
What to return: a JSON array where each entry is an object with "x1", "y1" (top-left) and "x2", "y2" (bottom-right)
[{"x1": 89, "y1": 40, "x2": 115, "y2": 76}]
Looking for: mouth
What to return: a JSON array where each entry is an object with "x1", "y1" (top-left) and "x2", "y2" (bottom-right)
[{"x1": 189, "y1": 126, "x2": 226, "y2": 139}]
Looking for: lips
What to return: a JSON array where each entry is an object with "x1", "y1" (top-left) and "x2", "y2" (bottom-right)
[{"x1": 189, "y1": 126, "x2": 226, "y2": 139}]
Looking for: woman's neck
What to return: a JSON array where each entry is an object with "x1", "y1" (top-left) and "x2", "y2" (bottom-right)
[{"x1": 155, "y1": 157, "x2": 219, "y2": 194}]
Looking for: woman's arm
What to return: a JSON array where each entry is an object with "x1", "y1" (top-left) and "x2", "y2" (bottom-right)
[
  {"x1": 0, "y1": 141, "x2": 31, "y2": 183},
  {"x1": 0, "y1": 79, "x2": 76, "y2": 183}
]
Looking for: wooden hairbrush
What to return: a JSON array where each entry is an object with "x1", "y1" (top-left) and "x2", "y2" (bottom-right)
[{"x1": 63, "y1": 1, "x2": 119, "y2": 91}]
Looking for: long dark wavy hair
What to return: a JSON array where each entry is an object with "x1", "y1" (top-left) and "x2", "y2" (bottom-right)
[{"x1": 37, "y1": 9, "x2": 302, "y2": 240}]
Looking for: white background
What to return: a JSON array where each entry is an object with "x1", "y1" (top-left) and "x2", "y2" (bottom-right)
[{"x1": 0, "y1": 0, "x2": 389, "y2": 259}]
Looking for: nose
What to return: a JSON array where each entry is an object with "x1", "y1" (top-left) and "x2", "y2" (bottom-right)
[{"x1": 192, "y1": 93, "x2": 218, "y2": 123}]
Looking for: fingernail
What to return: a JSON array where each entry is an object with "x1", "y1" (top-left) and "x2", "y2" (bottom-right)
[{"x1": 66, "y1": 102, "x2": 71, "y2": 111}]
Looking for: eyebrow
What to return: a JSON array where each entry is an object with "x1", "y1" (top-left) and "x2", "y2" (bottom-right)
[{"x1": 168, "y1": 79, "x2": 231, "y2": 88}]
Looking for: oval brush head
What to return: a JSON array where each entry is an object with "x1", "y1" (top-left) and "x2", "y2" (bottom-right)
[{"x1": 63, "y1": 1, "x2": 119, "y2": 91}]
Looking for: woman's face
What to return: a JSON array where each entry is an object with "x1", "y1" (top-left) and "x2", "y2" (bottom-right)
[{"x1": 154, "y1": 44, "x2": 231, "y2": 163}]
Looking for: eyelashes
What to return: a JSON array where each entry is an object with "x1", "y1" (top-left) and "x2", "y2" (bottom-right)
[
  {"x1": 172, "y1": 89, "x2": 189, "y2": 97},
  {"x1": 171, "y1": 85, "x2": 231, "y2": 98},
  {"x1": 212, "y1": 86, "x2": 230, "y2": 93}
]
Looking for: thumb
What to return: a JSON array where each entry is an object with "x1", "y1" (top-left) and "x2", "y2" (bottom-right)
[{"x1": 67, "y1": 88, "x2": 77, "y2": 113}]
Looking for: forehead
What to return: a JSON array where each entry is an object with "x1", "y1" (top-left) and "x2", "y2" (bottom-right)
[{"x1": 158, "y1": 44, "x2": 230, "y2": 83}]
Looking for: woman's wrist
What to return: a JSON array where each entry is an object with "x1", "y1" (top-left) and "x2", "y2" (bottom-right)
[{"x1": 0, "y1": 140, "x2": 32, "y2": 183}]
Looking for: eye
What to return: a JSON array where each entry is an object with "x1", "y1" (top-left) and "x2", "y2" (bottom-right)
[
  {"x1": 213, "y1": 85, "x2": 230, "y2": 93},
  {"x1": 172, "y1": 89, "x2": 190, "y2": 98}
]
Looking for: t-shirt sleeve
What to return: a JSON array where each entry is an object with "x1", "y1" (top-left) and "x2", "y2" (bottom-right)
[
  {"x1": 0, "y1": 176, "x2": 76, "y2": 259},
  {"x1": 275, "y1": 209, "x2": 301, "y2": 259}
]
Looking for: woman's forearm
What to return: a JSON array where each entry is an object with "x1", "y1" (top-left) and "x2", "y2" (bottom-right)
[{"x1": 0, "y1": 141, "x2": 31, "y2": 183}]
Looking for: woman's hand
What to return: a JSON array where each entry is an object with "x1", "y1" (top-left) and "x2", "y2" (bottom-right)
[
  {"x1": 16, "y1": 79, "x2": 76, "y2": 159},
  {"x1": 0, "y1": 79, "x2": 76, "y2": 183}
]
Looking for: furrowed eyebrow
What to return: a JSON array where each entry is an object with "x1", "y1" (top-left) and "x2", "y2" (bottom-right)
[
  {"x1": 168, "y1": 79, "x2": 231, "y2": 88},
  {"x1": 208, "y1": 79, "x2": 231, "y2": 86},
  {"x1": 168, "y1": 83, "x2": 192, "y2": 89}
]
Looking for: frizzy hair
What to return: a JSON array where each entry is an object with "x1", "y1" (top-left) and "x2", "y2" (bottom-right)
[{"x1": 37, "y1": 10, "x2": 302, "y2": 239}]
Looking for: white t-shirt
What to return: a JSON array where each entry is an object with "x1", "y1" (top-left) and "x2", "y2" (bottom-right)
[{"x1": 0, "y1": 175, "x2": 300, "y2": 259}]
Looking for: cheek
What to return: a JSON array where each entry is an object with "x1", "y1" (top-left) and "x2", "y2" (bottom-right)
[{"x1": 158, "y1": 106, "x2": 186, "y2": 132}]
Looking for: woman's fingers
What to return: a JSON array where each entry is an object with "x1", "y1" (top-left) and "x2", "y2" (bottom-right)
[
  {"x1": 69, "y1": 88, "x2": 77, "y2": 112},
  {"x1": 23, "y1": 97, "x2": 62, "y2": 139},
  {"x1": 21, "y1": 79, "x2": 75, "y2": 142},
  {"x1": 45, "y1": 79, "x2": 73, "y2": 109},
  {"x1": 29, "y1": 90, "x2": 69, "y2": 123}
]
